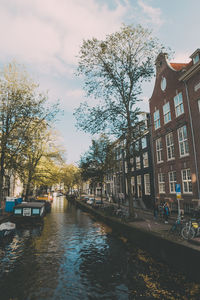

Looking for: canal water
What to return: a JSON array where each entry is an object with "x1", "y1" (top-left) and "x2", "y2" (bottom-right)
[{"x1": 0, "y1": 197, "x2": 200, "y2": 300}]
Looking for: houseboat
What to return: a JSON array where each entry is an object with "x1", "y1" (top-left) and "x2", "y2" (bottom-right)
[
  {"x1": 11, "y1": 202, "x2": 46, "y2": 223},
  {"x1": 0, "y1": 222, "x2": 16, "y2": 239}
]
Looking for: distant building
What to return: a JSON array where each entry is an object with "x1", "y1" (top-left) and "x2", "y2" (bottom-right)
[
  {"x1": 149, "y1": 49, "x2": 200, "y2": 213},
  {"x1": 105, "y1": 113, "x2": 155, "y2": 209}
]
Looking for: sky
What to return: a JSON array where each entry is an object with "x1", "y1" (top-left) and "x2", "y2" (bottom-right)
[{"x1": 0, "y1": 0, "x2": 200, "y2": 164}]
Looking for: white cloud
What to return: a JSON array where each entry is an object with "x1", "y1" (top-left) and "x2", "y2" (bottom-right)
[
  {"x1": 0, "y1": 0, "x2": 129, "y2": 74},
  {"x1": 173, "y1": 52, "x2": 191, "y2": 63},
  {"x1": 138, "y1": 0, "x2": 164, "y2": 26}
]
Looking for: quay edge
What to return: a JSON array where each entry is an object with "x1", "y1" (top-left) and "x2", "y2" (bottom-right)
[{"x1": 68, "y1": 196, "x2": 200, "y2": 280}]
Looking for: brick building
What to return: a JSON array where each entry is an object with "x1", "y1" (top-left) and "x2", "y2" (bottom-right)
[
  {"x1": 105, "y1": 113, "x2": 155, "y2": 209},
  {"x1": 149, "y1": 49, "x2": 200, "y2": 213}
]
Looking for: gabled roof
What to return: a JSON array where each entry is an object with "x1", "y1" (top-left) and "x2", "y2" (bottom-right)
[{"x1": 170, "y1": 63, "x2": 189, "y2": 71}]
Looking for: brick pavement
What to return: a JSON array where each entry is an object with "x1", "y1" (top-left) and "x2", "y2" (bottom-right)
[{"x1": 84, "y1": 195, "x2": 200, "y2": 250}]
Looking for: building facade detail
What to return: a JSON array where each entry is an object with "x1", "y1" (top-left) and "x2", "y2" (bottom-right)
[{"x1": 149, "y1": 49, "x2": 200, "y2": 212}]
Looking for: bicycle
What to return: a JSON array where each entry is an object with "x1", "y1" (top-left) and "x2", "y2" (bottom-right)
[
  {"x1": 169, "y1": 217, "x2": 184, "y2": 236},
  {"x1": 181, "y1": 218, "x2": 200, "y2": 240}
]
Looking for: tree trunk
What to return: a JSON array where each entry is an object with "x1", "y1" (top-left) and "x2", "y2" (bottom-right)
[
  {"x1": 25, "y1": 170, "x2": 33, "y2": 201},
  {"x1": 0, "y1": 146, "x2": 6, "y2": 208},
  {"x1": 125, "y1": 130, "x2": 134, "y2": 218}
]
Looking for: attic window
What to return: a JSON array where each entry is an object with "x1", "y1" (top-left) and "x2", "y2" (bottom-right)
[{"x1": 193, "y1": 54, "x2": 199, "y2": 64}]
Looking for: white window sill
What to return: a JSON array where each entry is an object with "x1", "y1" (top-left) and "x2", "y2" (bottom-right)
[
  {"x1": 164, "y1": 120, "x2": 171, "y2": 125},
  {"x1": 179, "y1": 154, "x2": 189, "y2": 158},
  {"x1": 175, "y1": 112, "x2": 184, "y2": 118},
  {"x1": 167, "y1": 158, "x2": 175, "y2": 161}
]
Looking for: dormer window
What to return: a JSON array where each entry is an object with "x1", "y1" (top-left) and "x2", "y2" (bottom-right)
[
  {"x1": 193, "y1": 54, "x2": 199, "y2": 64},
  {"x1": 190, "y1": 49, "x2": 200, "y2": 65}
]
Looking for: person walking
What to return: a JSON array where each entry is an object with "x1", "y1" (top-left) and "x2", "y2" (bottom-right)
[{"x1": 163, "y1": 202, "x2": 170, "y2": 223}]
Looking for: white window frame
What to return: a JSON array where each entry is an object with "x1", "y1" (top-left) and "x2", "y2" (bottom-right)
[
  {"x1": 158, "y1": 173, "x2": 165, "y2": 193},
  {"x1": 137, "y1": 175, "x2": 142, "y2": 197},
  {"x1": 177, "y1": 125, "x2": 189, "y2": 157},
  {"x1": 136, "y1": 156, "x2": 141, "y2": 170},
  {"x1": 143, "y1": 152, "x2": 149, "y2": 168},
  {"x1": 166, "y1": 132, "x2": 175, "y2": 160},
  {"x1": 144, "y1": 174, "x2": 150, "y2": 195},
  {"x1": 125, "y1": 161, "x2": 128, "y2": 173},
  {"x1": 156, "y1": 138, "x2": 163, "y2": 163},
  {"x1": 163, "y1": 102, "x2": 171, "y2": 124},
  {"x1": 198, "y1": 99, "x2": 200, "y2": 112},
  {"x1": 168, "y1": 171, "x2": 176, "y2": 194},
  {"x1": 174, "y1": 92, "x2": 184, "y2": 117},
  {"x1": 181, "y1": 169, "x2": 192, "y2": 194},
  {"x1": 141, "y1": 137, "x2": 147, "y2": 149},
  {"x1": 154, "y1": 110, "x2": 160, "y2": 130},
  {"x1": 131, "y1": 177, "x2": 135, "y2": 195}
]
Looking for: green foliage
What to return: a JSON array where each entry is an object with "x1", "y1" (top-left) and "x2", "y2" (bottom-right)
[
  {"x1": 0, "y1": 62, "x2": 60, "y2": 203},
  {"x1": 74, "y1": 24, "x2": 167, "y2": 215},
  {"x1": 74, "y1": 24, "x2": 165, "y2": 137},
  {"x1": 60, "y1": 164, "x2": 82, "y2": 193},
  {"x1": 79, "y1": 135, "x2": 114, "y2": 187}
]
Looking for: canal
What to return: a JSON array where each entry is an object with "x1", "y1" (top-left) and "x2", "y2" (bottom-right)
[{"x1": 0, "y1": 197, "x2": 200, "y2": 300}]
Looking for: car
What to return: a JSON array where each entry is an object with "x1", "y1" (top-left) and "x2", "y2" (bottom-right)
[
  {"x1": 95, "y1": 200, "x2": 103, "y2": 205},
  {"x1": 86, "y1": 198, "x2": 95, "y2": 205},
  {"x1": 80, "y1": 196, "x2": 89, "y2": 203}
]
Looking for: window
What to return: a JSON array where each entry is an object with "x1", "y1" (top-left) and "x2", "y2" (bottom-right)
[
  {"x1": 144, "y1": 174, "x2": 150, "y2": 195},
  {"x1": 137, "y1": 175, "x2": 142, "y2": 197},
  {"x1": 32, "y1": 208, "x2": 40, "y2": 215},
  {"x1": 198, "y1": 99, "x2": 200, "y2": 112},
  {"x1": 177, "y1": 125, "x2": 189, "y2": 157},
  {"x1": 141, "y1": 137, "x2": 147, "y2": 149},
  {"x1": 135, "y1": 141, "x2": 139, "y2": 151},
  {"x1": 168, "y1": 171, "x2": 176, "y2": 193},
  {"x1": 125, "y1": 161, "x2": 127, "y2": 173},
  {"x1": 143, "y1": 152, "x2": 149, "y2": 168},
  {"x1": 161, "y1": 77, "x2": 167, "y2": 91},
  {"x1": 156, "y1": 138, "x2": 163, "y2": 163},
  {"x1": 154, "y1": 110, "x2": 160, "y2": 129},
  {"x1": 131, "y1": 177, "x2": 135, "y2": 195},
  {"x1": 174, "y1": 92, "x2": 184, "y2": 117},
  {"x1": 158, "y1": 173, "x2": 165, "y2": 193},
  {"x1": 181, "y1": 169, "x2": 192, "y2": 193},
  {"x1": 163, "y1": 102, "x2": 171, "y2": 124},
  {"x1": 166, "y1": 132, "x2": 175, "y2": 160},
  {"x1": 136, "y1": 156, "x2": 141, "y2": 169},
  {"x1": 193, "y1": 54, "x2": 199, "y2": 64},
  {"x1": 130, "y1": 158, "x2": 134, "y2": 171},
  {"x1": 14, "y1": 208, "x2": 22, "y2": 215}
]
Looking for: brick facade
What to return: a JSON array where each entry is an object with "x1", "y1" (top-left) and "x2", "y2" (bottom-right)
[{"x1": 149, "y1": 50, "x2": 200, "y2": 213}]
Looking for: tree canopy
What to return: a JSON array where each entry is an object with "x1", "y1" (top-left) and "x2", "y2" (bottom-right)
[
  {"x1": 74, "y1": 24, "x2": 167, "y2": 216},
  {"x1": 0, "y1": 62, "x2": 60, "y2": 204},
  {"x1": 79, "y1": 135, "x2": 114, "y2": 200}
]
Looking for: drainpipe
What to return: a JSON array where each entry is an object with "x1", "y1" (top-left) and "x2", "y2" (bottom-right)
[{"x1": 184, "y1": 81, "x2": 200, "y2": 201}]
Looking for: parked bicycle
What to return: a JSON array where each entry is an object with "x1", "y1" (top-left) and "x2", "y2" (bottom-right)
[
  {"x1": 181, "y1": 218, "x2": 200, "y2": 240},
  {"x1": 169, "y1": 217, "x2": 184, "y2": 236}
]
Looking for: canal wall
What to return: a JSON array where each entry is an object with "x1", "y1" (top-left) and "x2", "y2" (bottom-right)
[{"x1": 69, "y1": 197, "x2": 200, "y2": 280}]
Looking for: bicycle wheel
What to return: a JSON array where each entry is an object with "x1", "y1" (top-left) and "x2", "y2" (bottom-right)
[{"x1": 181, "y1": 226, "x2": 195, "y2": 240}]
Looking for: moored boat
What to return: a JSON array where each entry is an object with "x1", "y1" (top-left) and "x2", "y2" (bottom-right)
[
  {"x1": 35, "y1": 199, "x2": 51, "y2": 213},
  {"x1": 11, "y1": 202, "x2": 46, "y2": 223},
  {"x1": 0, "y1": 222, "x2": 16, "y2": 239}
]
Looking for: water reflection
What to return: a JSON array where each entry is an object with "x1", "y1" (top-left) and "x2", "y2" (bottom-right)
[{"x1": 0, "y1": 197, "x2": 200, "y2": 299}]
